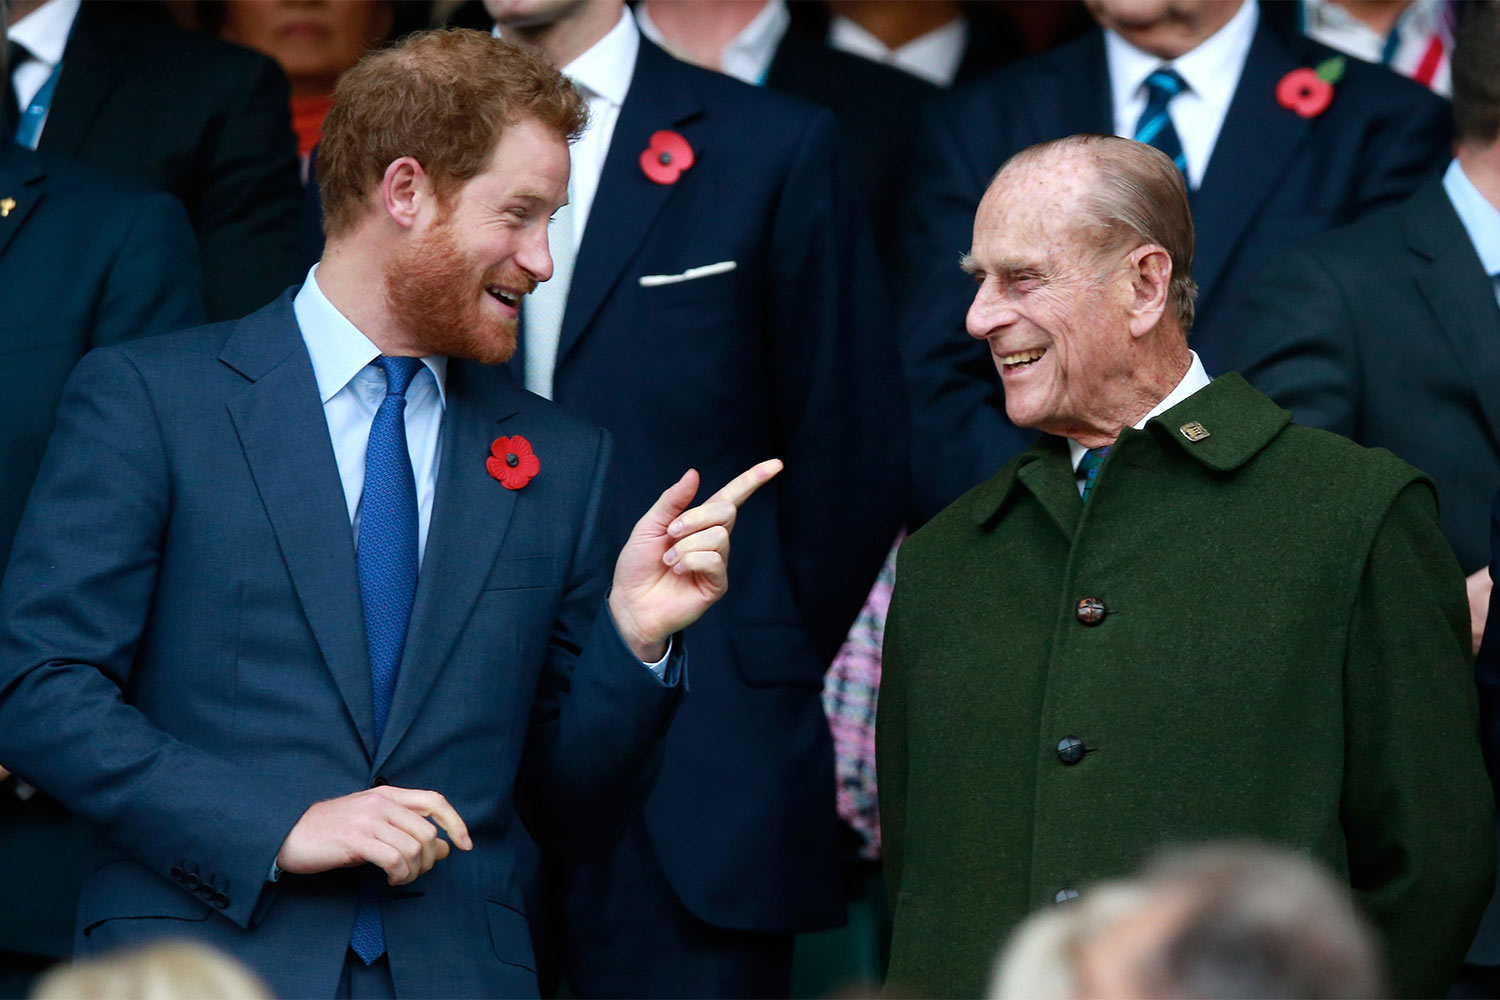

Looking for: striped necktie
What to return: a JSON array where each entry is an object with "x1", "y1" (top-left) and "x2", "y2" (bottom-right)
[
  {"x1": 1077, "y1": 447, "x2": 1111, "y2": 504},
  {"x1": 1134, "y1": 68, "x2": 1188, "y2": 180}
]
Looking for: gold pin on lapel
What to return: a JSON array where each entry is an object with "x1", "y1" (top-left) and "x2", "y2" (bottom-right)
[
  {"x1": 1180, "y1": 421, "x2": 1210, "y2": 442},
  {"x1": 0, "y1": 198, "x2": 15, "y2": 218}
]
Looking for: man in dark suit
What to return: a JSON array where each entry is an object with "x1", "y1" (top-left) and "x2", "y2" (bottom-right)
[
  {"x1": 0, "y1": 30, "x2": 772, "y2": 998},
  {"x1": 5, "y1": 0, "x2": 304, "y2": 320},
  {"x1": 901, "y1": 0, "x2": 1451, "y2": 523},
  {"x1": 0, "y1": 139, "x2": 202, "y2": 1000},
  {"x1": 484, "y1": 1, "x2": 906, "y2": 994}
]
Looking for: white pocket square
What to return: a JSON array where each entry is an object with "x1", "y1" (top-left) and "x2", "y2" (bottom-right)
[{"x1": 638, "y1": 261, "x2": 737, "y2": 287}]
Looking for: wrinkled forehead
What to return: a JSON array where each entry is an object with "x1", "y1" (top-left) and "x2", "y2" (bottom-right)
[{"x1": 974, "y1": 152, "x2": 1097, "y2": 256}]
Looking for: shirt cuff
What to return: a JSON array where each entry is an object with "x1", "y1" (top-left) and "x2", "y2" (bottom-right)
[{"x1": 643, "y1": 636, "x2": 673, "y2": 680}]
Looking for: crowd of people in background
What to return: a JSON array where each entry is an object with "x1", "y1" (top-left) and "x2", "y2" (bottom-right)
[{"x1": 3, "y1": 0, "x2": 1500, "y2": 998}]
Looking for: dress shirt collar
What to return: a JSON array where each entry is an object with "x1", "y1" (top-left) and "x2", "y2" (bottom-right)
[
  {"x1": 1068, "y1": 350, "x2": 1211, "y2": 470},
  {"x1": 293, "y1": 265, "x2": 447, "y2": 406},
  {"x1": 1444, "y1": 158, "x2": 1500, "y2": 279},
  {"x1": 7, "y1": 0, "x2": 79, "y2": 66},
  {"x1": 1105, "y1": 0, "x2": 1257, "y2": 124},
  {"x1": 827, "y1": 12, "x2": 967, "y2": 88},
  {"x1": 1302, "y1": 0, "x2": 1443, "y2": 63},
  {"x1": 512, "y1": 6, "x2": 638, "y2": 108},
  {"x1": 636, "y1": 0, "x2": 788, "y2": 86}
]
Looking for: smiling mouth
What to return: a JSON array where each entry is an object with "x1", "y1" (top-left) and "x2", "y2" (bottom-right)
[
  {"x1": 1000, "y1": 348, "x2": 1046, "y2": 371},
  {"x1": 485, "y1": 285, "x2": 522, "y2": 308}
]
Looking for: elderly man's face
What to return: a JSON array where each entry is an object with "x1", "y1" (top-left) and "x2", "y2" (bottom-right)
[{"x1": 964, "y1": 157, "x2": 1135, "y2": 441}]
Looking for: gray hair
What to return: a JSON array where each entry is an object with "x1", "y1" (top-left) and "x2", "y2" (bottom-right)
[{"x1": 999, "y1": 134, "x2": 1199, "y2": 333}]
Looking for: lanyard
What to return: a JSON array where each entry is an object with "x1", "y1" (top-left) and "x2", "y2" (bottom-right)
[{"x1": 14, "y1": 60, "x2": 61, "y2": 150}]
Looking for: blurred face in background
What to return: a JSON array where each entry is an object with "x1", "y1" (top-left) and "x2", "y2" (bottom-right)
[
  {"x1": 221, "y1": 0, "x2": 395, "y2": 97},
  {"x1": 1083, "y1": 0, "x2": 1242, "y2": 58}
]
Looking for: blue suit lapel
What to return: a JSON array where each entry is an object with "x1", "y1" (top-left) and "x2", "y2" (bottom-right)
[
  {"x1": 552, "y1": 39, "x2": 703, "y2": 373},
  {"x1": 0, "y1": 147, "x2": 44, "y2": 260},
  {"x1": 1024, "y1": 33, "x2": 1112, "y2": 139},
  {"x1": 374, "y1": 361, "x2": 523, "y2": 771},
  {"x1": 221, "y1": 293, "x2": 378, "y2": 758},
  {"x1": 1192, "y1": 21, "x2": 1310, "y2": 307}
]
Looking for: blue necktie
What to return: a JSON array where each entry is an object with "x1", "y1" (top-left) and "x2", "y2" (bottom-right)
[
  {"x1": 1135, "y1": 68, "x2": 1188, "y2": 180},
  {"x1": 1077, "y1": 446, "x2": 1111, "y2": 503},
  {"x1": 349, "y1": 355, "x2": 422, "y2": 966}
]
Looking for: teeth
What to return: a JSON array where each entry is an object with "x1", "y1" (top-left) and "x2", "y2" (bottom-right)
[
  {"x1": 1001, "y1": 348, "x2": 1046, "y2": 366},
  {"x1": 487, "y1": 286, "x2": 520, "y2": 306}
]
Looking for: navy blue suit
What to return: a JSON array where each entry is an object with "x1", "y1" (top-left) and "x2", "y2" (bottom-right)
[
  {"x1": 524, "y1": 37, "x2": 907, "y2": 993},
  {"x1": 0, "y1": 292, "x2": 685, "y2": 998},
  {"x1": 900, "y1": 17, "x2": 1451, "y2": 522},
  {"x1": 0, "y1": 142, "x2": 201, "y2": 990}
]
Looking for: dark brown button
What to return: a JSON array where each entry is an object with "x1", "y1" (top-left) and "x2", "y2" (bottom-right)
[
  {"x1": 1076, "y1": 597, "x2": 1106, "y2": 626},
  {"x1": 1056, "y1": 736, "x2": 1086, "y2": 765}
]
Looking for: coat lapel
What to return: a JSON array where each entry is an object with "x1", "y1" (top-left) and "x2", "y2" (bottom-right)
[
  {"x1": 374, "y1": 362, "x2": 523, "y2": 770},
  {"x1": 1020, "y1": 33, "x2": 1112, "y2": 140},
  {"x1": 1191, "y1": 22, "x2": 1310, "y2": 306},
  {"x1": 36, "y1": 3, "x2": 125, "y2": 157},
  {"x1": 553, "y1": 39, "x2": 703, "y2": 371},
  {"x1": 221, "y1": 295, "x2": 378, "y2": 758},
  {"x1": 1013, "y1": 439, "x2": 1083, "y2": 537},
  {"x1": 1408, "y1": 180, "x2": 1500, "y2": 449},
  {"x1": 0, "y1": 146, "x2": 44, "y2": 260}
]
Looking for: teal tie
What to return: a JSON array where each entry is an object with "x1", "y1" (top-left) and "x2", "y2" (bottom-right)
[
  {"x1": 1077, "y1": 447, "x2": 1110, "y2": 503},
  {"x1": 1135, "y1": 68, "x2": 1188, "y2": 180}
]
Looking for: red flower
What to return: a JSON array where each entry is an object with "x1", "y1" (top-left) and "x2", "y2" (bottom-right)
[
  {"x1": 639, "y1": 130, "x2": 695, "y2": 185},
  {"x1": 1277, "y1": 56, "x2": 1345, "y2": 119},
  {"x1": 486, "y1": 435, "x2": 539, "y2": 490}
]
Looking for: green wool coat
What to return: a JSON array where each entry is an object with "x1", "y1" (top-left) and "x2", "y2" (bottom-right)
[{"x1": 879, "y1": 374, "x2": 1495, "y2": 999}]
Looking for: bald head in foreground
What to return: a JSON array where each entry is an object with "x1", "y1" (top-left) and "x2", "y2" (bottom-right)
[{"x1": 877, "y1": 134, "x2": 1495, "y2": 999}]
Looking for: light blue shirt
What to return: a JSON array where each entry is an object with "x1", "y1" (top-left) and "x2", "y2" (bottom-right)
[
  {"x1": 1443, "y1": 158, "x2": 1500, "y2": 309},
  {"x1": 293, "y1": 265, "x2": 447, "y2": 565}
]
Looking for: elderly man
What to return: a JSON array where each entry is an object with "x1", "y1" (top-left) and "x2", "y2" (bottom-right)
[{"x1": 877, "y1": 134, "x2": 1494, "y2": 1000}]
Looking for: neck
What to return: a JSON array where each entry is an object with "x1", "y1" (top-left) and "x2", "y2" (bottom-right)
[
  {"x1": 1067, "y1": 339, "x2": 1192, "y2": 450},
  {"x1": 1457, "y1": 140, "x2": 1500, "y2": 213},
  {"x1": 314, "y1": 238, "x2": 425, "y2": 357},
  {"x1": 642, "y1": 0, "x2": 767, "y2": 71},
  {"x1": 8, "y1": 0, "x2": 48, "y2": 25},
  {"x1": 1327, "y1": 0, "x2": 1410, "y2": 36},
  {"x1": 503, "y1": 1, "x2": 623, "y2": 69},
  {"x1": 824, "y1": 0, "x2": 961, "y2": 49}
]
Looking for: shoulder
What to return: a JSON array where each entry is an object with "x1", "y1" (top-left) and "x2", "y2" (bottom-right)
[
  {"x1": 937, "y1": 31, "x2": 1099, "y2": 114},
  {"x1": 638, "y1": 38, "x2": 827, "y2": 128},
  {"x1": 1280, "y1": 32, "x2": 1448, "y2": 127},
  {"x1": 69, "y1": 4, "x2": 284, "y2": 92}
]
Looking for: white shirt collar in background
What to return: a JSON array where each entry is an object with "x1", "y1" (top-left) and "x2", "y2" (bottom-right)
[
  {"x1": 637, "y1": 0, "x2": 788, "y2": 87},
  {"x1": 1303, "y1": 0, "x2": 1451, "y2": 95},
  {"x1": 7, "y1": 0, "x2": 78, "y2": 112},
  {"x1": 1068, "y1": 351, "x2": 1212, "y2": 471},
  {"x1": 1444, "y1": 159, "x2": 1500, "y2": 296},
  {"x1": 1106, "y1": 0, "x2": 1258, "y2": 190},
  {"x1": 827, "y1": 12, "x2": 967, "y2": 88}
]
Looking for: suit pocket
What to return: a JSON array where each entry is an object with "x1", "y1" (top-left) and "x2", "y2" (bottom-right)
[
  {"x1": 729, "y1": 623, "x2": 826, "y2": 689},
  {"x1": 638, "y1": 267, "x2": 737, "y2": 311},
  {"x1": 77, "y1": 857, "x2": 212, "y2": 941},
  {"x1": 482, "y1": 554, "x2": 562, "y2": 592},
  {"x1": 485, "y1": 898, "x2": 537, "y2": 973}
]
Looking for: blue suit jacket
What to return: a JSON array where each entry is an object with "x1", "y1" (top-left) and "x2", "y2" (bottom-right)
[
  {"x1": 0, "y1": 292, "x2": 685, "y2": 998},
  {"x1": 900, "y1": 19, "x2": 1451, "y2": 522},
  {"x1": 510, "y1": 39, "x2": 907, "y2": 933}
]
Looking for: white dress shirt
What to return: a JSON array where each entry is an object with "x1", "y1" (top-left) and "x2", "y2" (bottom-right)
[
  {"x1": 1302, "y1": 0, "x2": 1451, "y2": 96},
  {"x1": 1444, "y1": 159, "x2": 1500, "y2": 310},
  {"x1": 827, "y1": 12, "x2": 966, "y2": 88},
  {"x1": 1105, "y1": 0, "x2": 1258, "y2": 190},
  {"x1": 636, "y1": 0, "x2": 789, "y2": 87},
  {"x1": 6, "y1": 0, "x2": 78, "y2": 140},
  {"x1": 293, "y1": 265, "x2": 447, "y2": 564},
  {"x1": 1069, "y1": 351, "x2": 1212, "y2": 471}
]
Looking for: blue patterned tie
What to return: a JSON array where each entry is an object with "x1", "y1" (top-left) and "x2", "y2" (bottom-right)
[
  {"x1": 349, "y1": 355, "x2": 422, "y2": 966},
  {"x1": 1135, "y1": 68, "x2": 1188, "y2": 179},
  {"x1": 1077, "y1": 446, "x2": 1111, "y2": 503}
]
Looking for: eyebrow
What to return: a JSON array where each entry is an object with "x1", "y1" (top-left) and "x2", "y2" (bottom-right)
[{"x1": 958, "y1": 252, "x2": 978, "y2": 275}]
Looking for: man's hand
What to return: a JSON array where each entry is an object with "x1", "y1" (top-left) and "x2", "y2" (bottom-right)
[
  {"x1": 275, "y1": 786, "x2": 472, "y2": 886},
  {"x1": 608, "y1": 459, "x2": 784, "y2": 661},
  {"x1": 1468, "y1": 568, "x2": 1492, "y2": 657}
]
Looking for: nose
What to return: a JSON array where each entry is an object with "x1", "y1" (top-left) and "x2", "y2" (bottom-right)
[
  {"x1": 518, "y1": 221, "x2": 555, "y2": 284},
  {"x1": 965, "y1": 281, "x2": 1015, "y2": 341}
]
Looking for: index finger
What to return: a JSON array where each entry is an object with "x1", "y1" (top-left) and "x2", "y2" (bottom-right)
[
  {"x1": 706, "y1": 458, "x2": 783, "y2": 508},
  {"x1": 383, "y1": 787, "x2": 473, "y2": 850}
]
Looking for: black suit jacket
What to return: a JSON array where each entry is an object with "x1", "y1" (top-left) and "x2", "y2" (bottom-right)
[
  {"x1": 0, "y1": 141, "x2": 201, "y2": 962},
  {"x1": 900, "y1": 18, "x2": 1451, "y2": 522},
  {"x1": 39, "y1": 1, "x2": 303, "y2": 320},
  {"x1": 1235, "y1": 175, "x2": 1500, "y2": 573}
]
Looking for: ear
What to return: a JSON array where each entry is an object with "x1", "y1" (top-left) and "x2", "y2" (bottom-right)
[
  {"x1": 1125, "y1": 244, "x2": 1172, "y2": 338},
  {"x1": 380, "y1": 156, "x2": 432, "y2": 230}
]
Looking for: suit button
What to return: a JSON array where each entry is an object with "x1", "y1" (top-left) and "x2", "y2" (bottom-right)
[
  {"x1": 1076, "y1": 597, "x2": 1106, "y2": 626},
  {"x1": 1056, "y1": 736, "x2": 1087, "y2": 765},
  {"x1": 371, "y1": 776, "x2": 388, "y2": 788},
  {"x1": 170, "y1": 866, "x2": 185, "y2": 883},
  {"x1": 182, "y1": 872, "x2": 201, "y2": 890},
  {"x1": 1055, "y1": 888, "x2": 1081, "y2": 904},
  {"x1": 195, "y1": 884, "x2": 215, "y2": 901},
  {"x1": 212, "y1": 892, "x2": 230, "y2": 909}
]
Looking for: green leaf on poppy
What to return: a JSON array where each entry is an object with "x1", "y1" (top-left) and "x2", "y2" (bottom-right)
[{"x1": 1315, "y1": 55, "x2": 1346, "y2": 85}]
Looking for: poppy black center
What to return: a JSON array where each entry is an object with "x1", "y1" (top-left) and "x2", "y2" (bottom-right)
[
  {"x1": 659, "y1": 151, "x2": 672, "y2": 165},
  {"x1": 506, "y1": 453, "x2": 519, "y2": 467}
]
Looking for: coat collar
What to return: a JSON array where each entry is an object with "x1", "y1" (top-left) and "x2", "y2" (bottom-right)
[{"x1": 968, "y1": 373, "x2": 1290, "y2": 526}]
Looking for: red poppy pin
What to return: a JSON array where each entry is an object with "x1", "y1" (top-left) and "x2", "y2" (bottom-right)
[
  {"x1": 639, "y1": 130, "x2": 695, "y2": 185},
  {"x1": 1277, "y1": 55, "x2": 1346, "y2": 119},
  {"x1": 487, "y1": 435, "x2": 539, "y2": 490}
]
